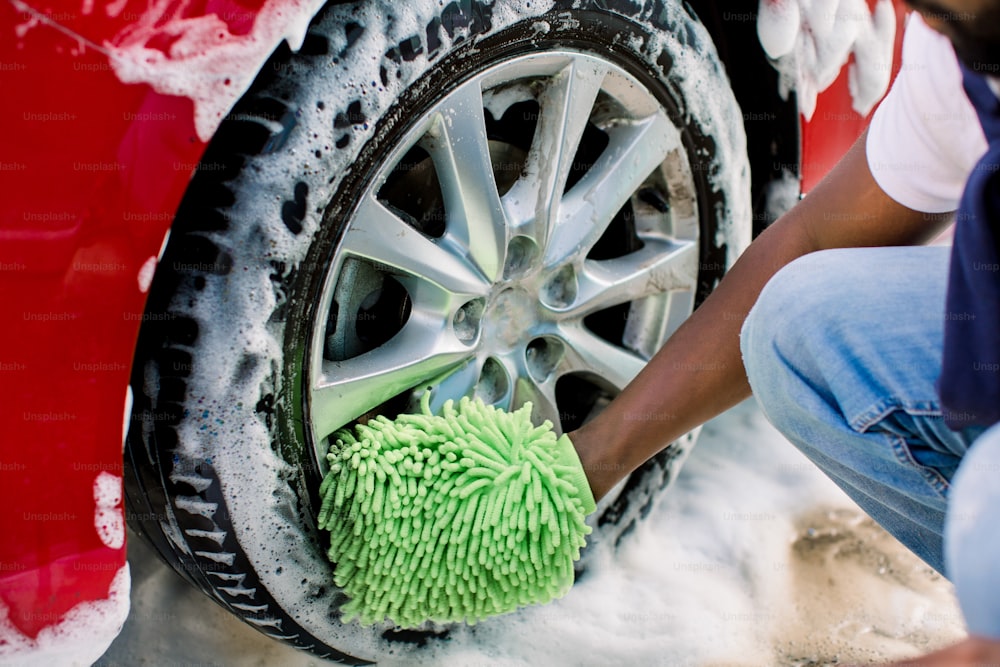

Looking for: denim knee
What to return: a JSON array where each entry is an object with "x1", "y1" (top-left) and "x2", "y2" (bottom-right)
[
  {"x1": 739, "y1": 247, "x2": 963, "y2": 574},
  {"x1": 741, "y1": 247, "x2": 953, "y2": 433}
]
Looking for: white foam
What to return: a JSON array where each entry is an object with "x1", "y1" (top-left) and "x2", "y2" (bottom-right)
[
  {"x1": 137, "y1": 256, "x2": 156, "y2": 293},
  {"x1": 0, "y1": 565, "x2": 130, "y2": 666},
  {"x1": 105, "y1": 0, "x2": 328, "y2": 141},
  {"x1": 94, "y1": 472, "x2": 125, "y2": 550},
  {"x1": 757, "y1": 0, "x2": 801, "y2": 60},
  {"x1": 640, "y1": 15, "x2": 752, "y2": 266},
  {"x1": 849, "y1": 0, "x2": 897, "y2": 116},
  {"x1": 104, "y1": 0, "x2": 127, "y2": 19},
  {"x1": 94, "y1": 472, "x2": 123, "y2": 509},
  {"x1": 122, "y1": 385, "x2": 132, "y2": 453},
  {"x1": 765, "y1": 168, "x2": 802, "y2": 222},
  {"x1": 14, "y1": 16, "x2": 40, "y2": 39},
  {"x1": 758, "y1": 0, "x2": 897, "y2": 119}
]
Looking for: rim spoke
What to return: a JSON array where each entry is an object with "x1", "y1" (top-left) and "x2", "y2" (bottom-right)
[
  {"x1": 418, "y1": 358, "x2": 482, "y2": 416},
  {"x1": 544, "y1": 111, "x2": 680, "y2": 268},
  {"x1": 503, "y1": 59, "x2": 609, "y2": 244},
  {"x1": 511, "y1": 375, "x2": 563, "y2": 434},
  {"x1": 423, "y1": 83, "x2": 507, "y2": 282},
  {"x1": 342, "y1": 194, "x2": 490, "y2": 301},
  {"x1": 556, "y1": 323, "x2": 647, "y2": 391},
  {"x1": 311, "y1": 318, "x2": 469, "y2": 440},
  {"x1": 562, "y1": 239, "x2": 698, "y2": 318}
]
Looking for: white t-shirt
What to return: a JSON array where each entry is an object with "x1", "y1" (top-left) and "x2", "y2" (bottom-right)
[{"x1": 866, "y1": 14, "x2": 989, "y2": 213}]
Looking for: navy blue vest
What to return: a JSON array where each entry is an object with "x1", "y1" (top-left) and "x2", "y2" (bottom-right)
[{"x1": 938, "y1": 68, "x2": 1000, "y2": 428}]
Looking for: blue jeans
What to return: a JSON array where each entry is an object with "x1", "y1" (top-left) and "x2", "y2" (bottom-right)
[{"x1": 740, "y1": 246, "x2": 1000, "y2": 639}]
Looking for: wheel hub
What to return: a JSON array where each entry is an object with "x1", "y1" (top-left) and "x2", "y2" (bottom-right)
[{"x1": 483, "y1": 286, "x2": 537, "y2": 352}]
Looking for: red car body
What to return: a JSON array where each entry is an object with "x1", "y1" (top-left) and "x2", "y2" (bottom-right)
[{"x1": 0, "y1": 0, "x2": 905, "y2": 659}]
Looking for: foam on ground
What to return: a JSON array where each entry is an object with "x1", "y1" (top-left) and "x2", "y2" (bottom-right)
[{"x1": 99, "y1": 403, "x2": 964, "y2": 665}]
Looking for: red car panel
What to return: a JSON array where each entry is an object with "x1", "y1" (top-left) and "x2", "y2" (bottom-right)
[{"x1": 0, "y1": 0, "x2": 319, "y2": 650}]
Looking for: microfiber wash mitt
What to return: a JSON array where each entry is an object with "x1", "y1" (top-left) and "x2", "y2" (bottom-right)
[{"x1": 317, "y1": 394, "x2": 596, "y2": 628}]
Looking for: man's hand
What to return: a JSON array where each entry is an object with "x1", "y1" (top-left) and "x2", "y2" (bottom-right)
[{"x1": 882, "y1": 636, "x2": 1000, "y2": 666}]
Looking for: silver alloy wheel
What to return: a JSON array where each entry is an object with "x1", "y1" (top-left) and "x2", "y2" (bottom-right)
[{"x1": 307, "y1": 51, "x2": 700, "y2": 470}]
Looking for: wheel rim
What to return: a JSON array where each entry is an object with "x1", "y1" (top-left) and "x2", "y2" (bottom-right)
[{"x1": 307, "y1": 51, "x2": 700, "y2": 472}]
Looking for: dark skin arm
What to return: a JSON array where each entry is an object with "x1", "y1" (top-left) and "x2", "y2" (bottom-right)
[
  {"x1": 570, "y1": 127, "x2": 952, "y2": 501},
  {"x1": 889, "y1": 637, "x2": 1000, "y2": 667},
  {"x1": 879, "y1": 636, "x2": 1000, "y2": 666}
]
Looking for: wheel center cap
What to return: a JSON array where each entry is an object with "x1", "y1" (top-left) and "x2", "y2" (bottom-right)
[{"x1": 484, "y1": 288, "x2": 535, "y2": 351}]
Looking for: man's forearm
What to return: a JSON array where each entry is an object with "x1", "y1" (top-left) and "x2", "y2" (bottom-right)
[
  {"x1": 570, "y1": 213, "x2": 814, "y2": 499},
  {"x1": 571, "y1": 130, "x2": 952, "y2": 501}
]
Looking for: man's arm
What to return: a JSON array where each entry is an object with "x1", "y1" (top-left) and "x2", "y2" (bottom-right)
[
  {"x1": 571, "y1": 128, "x2": 953, "y2": 500},
  {"x1": 885, "y1": 635, "x2": 1000, "y2": 666}
]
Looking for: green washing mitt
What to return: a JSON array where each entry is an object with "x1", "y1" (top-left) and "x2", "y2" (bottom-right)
[{"x1": 317, "y1": 394, "x2": 596, "y2": 628}]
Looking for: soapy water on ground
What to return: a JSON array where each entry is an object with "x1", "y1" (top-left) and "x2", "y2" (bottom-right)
[{"x1": 95, "y1": 401, "x2": 965, "y2": 666}]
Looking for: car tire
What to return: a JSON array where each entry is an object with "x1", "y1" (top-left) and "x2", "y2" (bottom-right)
[{"x1": 125, "y1": 0, "x2": 750, "y2": 661}]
